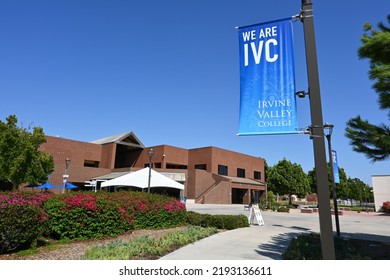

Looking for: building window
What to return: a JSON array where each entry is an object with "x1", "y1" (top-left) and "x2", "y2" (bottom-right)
[
  {"x1": 237, "y1": 168, "x2": 245, "y2": 178},
  {"x1": 254, "y1": 171, "x2": 261, "y2": 180},
  {"x1": 84, "y1": 160, "x2": 99, "y2": 168},
  {"x1": 218, "y1": 165, "x2": 228, "y2": 176},
  {"x1": 144, "y1": 162, "x2": 162, "y2": 168},
  {"x1": 166, "y1": 163, "x2": 187, "y2": 169},
  {"x1": 195, "y1": 164, "x2": 207, "y2": 170}
]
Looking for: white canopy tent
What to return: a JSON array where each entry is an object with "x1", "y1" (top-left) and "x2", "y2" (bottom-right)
[{"x1": 100, "y1": 167, "x2": 184, "y2": 190}]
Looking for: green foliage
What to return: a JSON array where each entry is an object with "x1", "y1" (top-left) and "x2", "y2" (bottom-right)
[
  {"x1": 0, "y1": 204, "x2": 47, "y2": 253},
  {"x1": 276, "y1": 206, "x2": 289, "y2": 212},
  {"x1": 132, "y1": 194, "x2": 187, "y2": 229},
  {"x1": 260, "y1": 190, "x2": 276, "y2": 210},
  {"x1": 83, "y1": 226, "x2": 218, "y2": 260},
  {"x1": 283, "y1": 233, "x2": 389, "y2": 260},
  {"x1": 308, "y1": 164, "x2": 350, "y2": 199},
  {"x1": 347, "y1": 177, "x2": 373, "y2": 203},
  {"x1": 186, "y1": 211, "x2": 249, "y2": 229},
  {"x1": 267, "y1": 158, "x2": 310, "y2": 204},
  {"x1": 345, "y1": 15, "x2": 390, "y2": 162},
  {"x1": 43, "y1": 193, "x2": 134, "y2": 240},
  {"x1": 0, "y1": 191, "x2": 187, "y2": 254},
  {"x1": 42, "y1": 192, "x2": 187, "y2": 240},
  {"x1": 0, "y1": 115, "x2": 54, "y2": 189}
]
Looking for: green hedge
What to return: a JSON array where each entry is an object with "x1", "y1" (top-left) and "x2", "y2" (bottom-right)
[
  {"x1": 0, "y1": 204, "x2": 47, "y2": 253},
  {"x1": 186, "y1": 211, "x2": 249, "y2": 230},
  {"x1": 43, "y1": 193, "x2": 134, "y2": 240},
  {"x1": 42, "y1": 192, "x2": 187, "y2": 240}
]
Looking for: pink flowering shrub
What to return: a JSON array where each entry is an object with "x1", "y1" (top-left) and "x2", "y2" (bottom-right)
[
  {"x1": 0, "y1": 192, "x2": 51, "y2": 253},
  {"x1": 129, "y1": 192, "x2": 186, "y2": 229},
  {"x1": 1, "y1": 191, "x2": 187, "y2": 246},
  {"x1": 43, "y1": 192, "x2": 135, "y2": 240}
]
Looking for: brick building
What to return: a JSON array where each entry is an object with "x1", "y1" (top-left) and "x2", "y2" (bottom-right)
[{"x1": 39, "y1": 131, "x2": 266, "y2": 204}]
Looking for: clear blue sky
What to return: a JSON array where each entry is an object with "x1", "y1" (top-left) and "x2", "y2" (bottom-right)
[{"x1": 0, "y1": 0, "x2": 388, "y2": 186}]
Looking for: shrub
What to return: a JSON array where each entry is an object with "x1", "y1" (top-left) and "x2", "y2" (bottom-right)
[
  {"x1": 42, "y1": 192, "x2": 186, "y2": 240},
  {"x1": 0, "y1": 202, "x2": 48, "y2": 253},
  {"x1": 282, "y1": 233, "x2": 388, "y2": 260},
  {"x1": 381, "y1": 201, "x2": 390, "y2": 213},
  {"x1": 186, "y1": 211, "x2": 249, "y2": 229},
  {"x1": 276, "y1": 206, "x2": 289, "y2": 212},
  {"x1": 83, "y1": 226, "x2": 218, "y2": 260},
  {"x1": 129, "y1": 193, "x2": 187, "y2": 229},
  {"x1": 0, "y1": 192, "x2": 51, "y2": 253},
  {"x1": 43, "y1": 193, "x2": 134, "y2": 240}
]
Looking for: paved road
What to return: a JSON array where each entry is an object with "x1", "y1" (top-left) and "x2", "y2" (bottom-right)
[{"x1": 160, "y1": 204, "x2": 390, "y2": 260}]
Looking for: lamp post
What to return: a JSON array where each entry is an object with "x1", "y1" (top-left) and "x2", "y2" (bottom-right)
[
  {"x1": 300, "y1": 0, "x2": 335, "y2": 259},
  {"x1": 324, "y1": 123, "x2": 340, "y2": 237},
  {"x1": 147, "y1": 148, "x2": 154, "y2": 194},
  {"x1": 63, "y1": 158, "x2": 71, "y2": 194}
]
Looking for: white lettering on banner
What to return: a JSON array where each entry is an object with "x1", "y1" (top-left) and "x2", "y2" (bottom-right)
[
  {"x1": 265, "y1": 39, "x2": 278, "y2": 62},
  {"x1": 258, "y1": 26, "x2": 277, "y2": 38},
  {"x1": 258, "y1": 99, "x2": 292, "y2": 108},
  {"x1": 257, "y1": 110, "x2": 293, "y2": 118},
  {"x1": 258, "y1": 120, "x2": 292, "y2": 127},
  {"x1": 242, "y1": 25, "x2": 279, "y2": 66},
  {"x1": 256, "y1": 98, "x2": 294, "y2": 128},
  {"x1": 242, "y1": 30, "x2": 256, "y2": 41}
]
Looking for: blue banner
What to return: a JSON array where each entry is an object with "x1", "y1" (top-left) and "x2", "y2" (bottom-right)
[
  {"x1": 332, "y1": 150, "x2": 340, "y2": 184},
  {"x1": 237, "y1": 18, "x2": 298, "y2": 135}
]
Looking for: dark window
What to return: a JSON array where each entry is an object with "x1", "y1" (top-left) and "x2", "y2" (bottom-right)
[
  {"x1": 237, "y1": 168, "x2": 245, "y2": 178},
  {"x1": 84, "y1": 160, "x2": 99, "y2": 168},
  {"x1": 254, "y1": 171, "x2": 261, "y2": 180},
  {"x1": 144, "y1": 162, "x2": 161, "y2": 168},
  {"x1": 218, "y1": 165, "x2": 228, "y2": 176},
  {"x1": 166, "y1": 163, "x2": 187, "y2": 169},
  {"x1": 195, "y1": 164, "x2": 207, "y2": 170}
]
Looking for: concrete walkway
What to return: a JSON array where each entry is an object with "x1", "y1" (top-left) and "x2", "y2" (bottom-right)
[{"x1": 160, "y1": 204, "x2": 390, "y2": 260}]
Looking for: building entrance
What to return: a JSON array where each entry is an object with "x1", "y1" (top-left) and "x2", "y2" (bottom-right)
[{"x1": 232, "y1": 188, "x2": 247, "y2": 204}]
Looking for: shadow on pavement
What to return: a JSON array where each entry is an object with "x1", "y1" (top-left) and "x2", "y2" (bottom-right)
[
  {"x1": 255, "y1": 232, "x2": 302, "y2": 260},
  {"x1": 255, "y1": 225, "x2": 313, "y2": 259}
]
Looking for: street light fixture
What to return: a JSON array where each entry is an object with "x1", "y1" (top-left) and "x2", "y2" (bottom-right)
[
  {"x1": 147, "y1": 148, "x2": 154, "y2": 194},
  {"x1": 63, "y1": 158, "x2": 71, "y2": 194},
  {"x1": 324, "y1": 123, "x2": 340, "y2": 237}
]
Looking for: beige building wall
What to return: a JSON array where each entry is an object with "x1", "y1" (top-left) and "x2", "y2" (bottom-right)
[{"x1": 372, "y1": 175, "x2": 390, "y2": 212}]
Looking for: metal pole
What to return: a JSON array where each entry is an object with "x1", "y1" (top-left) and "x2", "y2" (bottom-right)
[
  {"x1": 325, "y1": 129, "x2": 341, "y2": 237},
  {"x1": 147, "y1": 165, "x2": 151, "y2": 194},
  {"x1": 147, "y1": 148, "x2": 154, "y2": 194},
  {"x1": 300, "y1": 0, "x2": 335, "y2": 259},
  {"x1": 63, "y1": 158, "x2": 70, "y2": 194}
]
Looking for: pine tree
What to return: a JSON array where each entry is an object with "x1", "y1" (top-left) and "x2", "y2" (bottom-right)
[{"x1": 345, "y1": 15, "x2": 390, "y2": 162}]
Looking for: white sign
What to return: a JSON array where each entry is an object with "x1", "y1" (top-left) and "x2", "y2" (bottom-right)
[{"x1": 248, "y1": 205, "x2": 264, "y2": 226}]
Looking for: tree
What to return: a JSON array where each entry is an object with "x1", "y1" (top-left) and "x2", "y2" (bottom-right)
[
  {"x1": 0, "y1": 115, "x2": 54, "y2": 189},
  {"x1": 347, "y1": 178, "x2": 371, "y2": 206},
  {"x1": 345, "y1": 15, "x2": 390, "y2": 162},
  {"x1": 267, "y1": 158, "x2": 310, "y2": 205},
  {"x1": 307, "y1": 164, "x2": 349, "y2": 200}
]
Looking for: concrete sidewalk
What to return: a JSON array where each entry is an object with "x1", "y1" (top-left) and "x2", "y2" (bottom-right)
[{"x1": 160, "y1": 204, "x2": 390, "y2": 260}]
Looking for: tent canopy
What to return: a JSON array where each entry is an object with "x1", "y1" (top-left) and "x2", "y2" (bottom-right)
[
  {"x1": 37, "y1": 183, "x2": 56, "y2": 189},
  {"x1": 59, "y1": 182, "x2": 78, "y2": 189},
  {"x1": 100, "y1": 168, "x2": 184, "y2": 190}
]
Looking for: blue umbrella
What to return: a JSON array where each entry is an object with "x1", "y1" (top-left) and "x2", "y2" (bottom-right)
[
  {"x1": 37, "y1": 183, "x2": 56, "y2": 189},
  {"x1": 59, "y1": 182, "x2": 78, "y2": 189}
]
